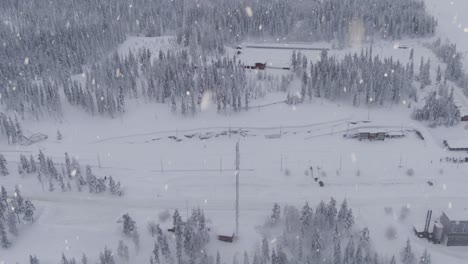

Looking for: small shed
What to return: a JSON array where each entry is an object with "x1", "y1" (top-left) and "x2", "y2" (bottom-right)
[
  {"x1": 255, "y1": 62, "x2": 266, "y2": 70},
  {"x1": 443, "y1": 140, "x2": 468, "y2": 151}
]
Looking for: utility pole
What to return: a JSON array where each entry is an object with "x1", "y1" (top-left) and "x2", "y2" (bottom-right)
[
  {"x1": 97, "y1": 153, "x2": 101, "y2": 168},
  {"x1": 235, "y1": 141, "x2": 240, "y2": 236}
]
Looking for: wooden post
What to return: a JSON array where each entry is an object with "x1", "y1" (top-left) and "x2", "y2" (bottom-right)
[
  {"x1": 235, "y1": 141, "x2": 240, "y2": 236},
  {"x1": 160, "y1": 159, "x2": 164, "y2": 174},
  {"x1": 220, "y1": 156, "x2": 223, "y2": 172},
  {"x1": 280, "y1": 154, "x2": 283, "y2": 172}
]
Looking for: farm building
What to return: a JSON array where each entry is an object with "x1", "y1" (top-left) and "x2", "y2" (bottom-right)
[
  {"x1": 440, "y1": 211, "x2": 468, "y2": 246},
  {"x1": 357, "y1": 129, "x2": 386, "y2": 141},
  {"x1": 443, "y1": 140, "x2": 468, "y2": 151},
  {"x1": 414, "y1": 210, "x2": 468, "y2": 246},
  {"x1": 245, "y1": 62, "x2": 266, "y2": 70}
]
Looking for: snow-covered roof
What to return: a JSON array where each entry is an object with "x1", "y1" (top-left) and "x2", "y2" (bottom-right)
[
  {"x1": 445, "y1": 139, "x2": 468, "y2": 149},
  {"x1": 386, "y1": 131, "x2": 405, "y2": 136},
  {"x1": 444, "y1": 210, "x2": 468, "y2": 222},
  {"x1": 357, "y1": 128, "x2": 386, "y2": 134}
]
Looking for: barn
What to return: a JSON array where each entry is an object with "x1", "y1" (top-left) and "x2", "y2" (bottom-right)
[
  {"x1": 440, "y1": 211, "x2": 468, "y2": 246},
  {"x1": 443, "y1": 140, "x2": 468, "y2": 151}
]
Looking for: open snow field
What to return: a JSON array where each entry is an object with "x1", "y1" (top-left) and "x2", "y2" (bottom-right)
[
  {"x1": 2, "y1": 90, "x2": 468, "y2": 263},
  {"x1": 3, "y1": 4, "x2": 468, "y2": 262}
]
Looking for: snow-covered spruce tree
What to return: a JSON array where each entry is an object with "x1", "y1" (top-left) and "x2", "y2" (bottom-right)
[
  {"x1": 7, "y1": 208, "x2": 17, "y2": 236},
  {"x1": 243, "y1": 251, "x2": 250, "y2": 264},
  {"x1": 117, "y1": 240, "x2": 130, "y2": 262},
  {"x1": 152, "y1": 241, "x2": 160, "y2": 264},
  {"x1": 400, "y1": 239, "x2": 416, "y2": 264},
  {"x1": 271, "y1": 203, "x2": 281, "y2": 224},
  {"x1": 11, "y1": 185, "x2": 25, "y2": 223},
  {"x1": 81, "y1": 254, "x2": 88, "y2": 264},
  {"x1": 29, "y1": 154, "x2": 37, "y2": 173},
  {"x1": 344, "y1": 208, "x2": 355, "y2": 231},
  {"x1": 0, "y1": 217, "x2": 10, "y2": 248},
  {"x1": 420, "y1": 249, "x2": 431, "y2": 264},
  {"x1": 20, "y1": 154, "x2": 30, "y2": 173},
  {"x1": 29, "y1": 255, "x2": 40, "y2": 264},
  {"x1": 413, "y1": 90, "x2": 460, "y2": 126},
  {"x1": 300, "y1": 202, "x2": 313, "y2": 227},
  {"x1": 99, "y1": 247, "x2": 115, "y2": 264},
  {"x1": 121, "y1": 213, "x2": 137, "y2": 237},
  {"x1": 334, "y1": 240, "x2": 342, "y2": 264},
  {"x1": 0, "y1": 154, "x2": 8, "y2": 176},
  {"x1": 85, "y1": 165, "x2": 97, "y2": 193},
  {"x1": 23, "y1": 200, "x2": 36, "y2": 223},
  {"x1": 261, "y1": 236, "x2": 270, "y2": 262}
]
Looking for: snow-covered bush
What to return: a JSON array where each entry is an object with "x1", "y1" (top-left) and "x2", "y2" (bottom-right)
[{"x1": 385, "y1": 225, "x2": 397, "y2": 240}]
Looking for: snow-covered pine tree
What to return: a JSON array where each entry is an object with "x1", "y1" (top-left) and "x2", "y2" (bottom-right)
[
  {"x1": 153, "y1": 241, "x2": 160, "y2": 264},
  {"x1": 99, "y1": 247, "x2": 115, "y2": 264},
  {"x1": 49, "y1": 179, "x2": 55, "y2": 192},
  {"x1": 344, "y1": 208, "x2": 354, "y2": 231},
  {"x1": 243, "y1": 251, "x2": 250, "y2": 264},
  {"x1": 355, "y1": 244, "x2": 364, "y2": 264},
  {"x1": 419, "y1": 249, "x2": 431, "y2": 264},
  {"x1": 62, "y1": 253, "x2": 69, "y2": 264},
  {"x1": 0, "y1": 154, "x2": 8, "y2": 176},
  {"x1": 117, "y1": 240, "x2": 130, "y2": 262},
  {"x1": 20, "y1": 154, "x2": 30, "y2": 173},
  {"x1": 400, "y1": 239, "x2": 416, "y2": 264},
  {"x1": 300, "y1": 202, "x2": 313, "y2": 227},
  {"x1": 81, "y1": 254, "x2": 88, "y2": 264},
  {"x1": 326, "y1": 197, "x2": 338, "y2": 228},
  {"x1": 216, "y1": 251, "x2": 221, "y2": 264},
  {"x1": 343, "y1": 238, "x2": 355, "y2": 264},
  {"x1": 261, "y1": 236, "x2": 270, "y2": 262},
  {"x1": 121, "y1": 213, "x2": 137, "y2": 237},
  {"x1": 0, "y1": 218, "x2": 10, "y2": 248},
  {"x1": 29, "y1": 154, "x2": 37, "y2": 173},
  {"x1": 23, "y1": 200, "x2": 36, "y2": 223},
  {"x1": 271, "y1": 203, "x2": 281, "y2": 224},
  {"x1": 7, "y1": 208, "x2": 18, "y2": 236},
  {"x1": 57, "y1": 130, "x2": 63, "y2": 141},
  {"x1": 334, "y1": 240, "x2": 342, "y2": 264},
  {"x1": 29, "y1": 255, "x2": 40, "y2": 264}
]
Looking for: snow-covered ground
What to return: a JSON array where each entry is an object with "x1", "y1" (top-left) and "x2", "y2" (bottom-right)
[
  {"x1": 2, "y1": 87, "x2": 468, "y2": 263},
  {"x1": 424, "y1": 0, "x2": 468, "y2": 67},
  {"x1": 3, "y1": 4, "x2": 468, "y2": 262}
]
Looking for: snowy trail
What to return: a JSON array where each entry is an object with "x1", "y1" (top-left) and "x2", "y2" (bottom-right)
[{"x1": 91, "y1": 117, "x2": 352, "y2": 143}]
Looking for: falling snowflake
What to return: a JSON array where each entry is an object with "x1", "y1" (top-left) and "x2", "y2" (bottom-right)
[
  {"x1": 24, "y1": 57, "x2": 29, "y2": 65},
  {"x1": 245, "y1": 6, "x2": 253, "y2": 17}
]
